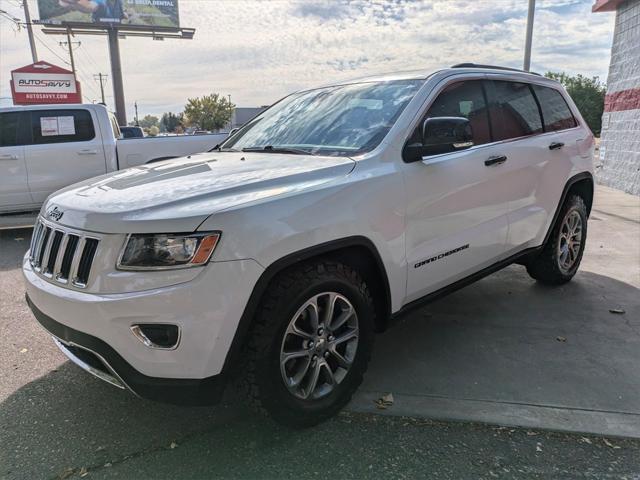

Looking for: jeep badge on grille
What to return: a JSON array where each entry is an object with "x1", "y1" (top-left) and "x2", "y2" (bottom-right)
[{"x1": 46, "y1": 206, "x2": 64, "y2": 221}]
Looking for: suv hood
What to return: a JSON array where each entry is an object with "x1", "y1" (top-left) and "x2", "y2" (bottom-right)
[{"x1": 44, "y1": 151, "x2": 356, "y2": 233}]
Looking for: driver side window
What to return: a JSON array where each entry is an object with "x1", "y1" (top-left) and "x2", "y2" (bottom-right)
[{"x1": 410, "y1": 80, "x2": 492, "y2": 147}]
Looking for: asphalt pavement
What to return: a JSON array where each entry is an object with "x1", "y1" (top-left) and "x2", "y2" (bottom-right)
[{"x1": 1, "y1": 186, "x2": 639, "y2": 479}]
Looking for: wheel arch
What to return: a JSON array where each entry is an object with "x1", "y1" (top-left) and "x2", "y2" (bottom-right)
[
  {"x1": 542, "y1": 171, "x2": 594, "y2": 246},
  {"x1": 221, "y1": 236, "x2": 392, "y2": 375}
]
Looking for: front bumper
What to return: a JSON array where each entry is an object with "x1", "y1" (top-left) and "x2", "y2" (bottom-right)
[
  {"x1": 23, "y1": 255, "x2": 264, "y2": 405},
  {"x1": 27, "y1": 296, "x2": 227, "y2": 405}
]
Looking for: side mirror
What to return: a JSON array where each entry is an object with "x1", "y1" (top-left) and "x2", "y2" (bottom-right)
[{"x1": 403, "y1": 116, "x2": 474, "y2": 163}]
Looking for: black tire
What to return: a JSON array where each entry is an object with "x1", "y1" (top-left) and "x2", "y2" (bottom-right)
[
  {"x1": 526, "y1": 194, "x2": 588, "y2": 285},
  {"x1": 243, "y1": 260, "x2": 375, "y2": 428}
]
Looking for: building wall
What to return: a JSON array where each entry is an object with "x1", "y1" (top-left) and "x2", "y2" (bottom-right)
[{"x1": 598, "y1": 0, "x2": 640, "y2": 195}]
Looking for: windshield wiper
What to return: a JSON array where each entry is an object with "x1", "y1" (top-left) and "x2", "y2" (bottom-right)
[
  {"x1": 241, "y1": 145, "x2": 314, "y2": 155},
  {"x1": 209, "y1": 144, "x2": 239, "y2": 152}
]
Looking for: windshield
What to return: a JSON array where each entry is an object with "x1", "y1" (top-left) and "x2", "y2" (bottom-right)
[{"x1": 223, "y1": 79, "x2": 423, "y2": 156}]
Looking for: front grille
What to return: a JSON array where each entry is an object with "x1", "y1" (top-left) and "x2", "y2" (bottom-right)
[{"x1": 30, "y1": 219, "x2": 100, "y2": 288}]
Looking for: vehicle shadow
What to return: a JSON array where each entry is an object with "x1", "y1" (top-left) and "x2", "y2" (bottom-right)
[
  {"x1": 362, "y1": 266, "x2": 640, "y2": 412},
  {"x1": 0, "y1": 362, "x2": 268, "y2": 479}
]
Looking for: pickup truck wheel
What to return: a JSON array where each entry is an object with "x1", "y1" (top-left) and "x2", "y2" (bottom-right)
[
  {"x1": 526, "y1": 194, "x2": 588, "y2": 285},
  {"x1": 244, "y1": 261, "x2": 375, "y2": 428}
]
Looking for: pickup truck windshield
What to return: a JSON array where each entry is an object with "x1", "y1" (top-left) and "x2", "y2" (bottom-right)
[{"x1": 223, "y1": 79, "x2": 423, "y2": 156}]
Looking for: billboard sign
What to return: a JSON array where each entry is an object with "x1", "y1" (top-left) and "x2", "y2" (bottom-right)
[
  {"x1": 11, "y1": 61, "x2": 82, "y2": 105},
  {"x1": 37, "y1": 0, "x2": 180, "y2": 29}
]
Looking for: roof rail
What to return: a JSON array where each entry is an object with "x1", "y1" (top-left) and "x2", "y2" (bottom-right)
[{"x1": 451, "y1": 63, "x2": 541, "y2": 76}]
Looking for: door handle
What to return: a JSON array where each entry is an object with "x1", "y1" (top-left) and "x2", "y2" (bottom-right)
[
  {"x1": 549, "y1": 142, "x2": 565, "y2": 150},
  {"x1": 0, "y1": 154, "x2": 18, "y2": 160},
  {"x1": 484, "y1": 155, "x2": 507, "y2": 167},
  {"x1": 77, "y1": 149, "x2": 98, "y2": 155}
]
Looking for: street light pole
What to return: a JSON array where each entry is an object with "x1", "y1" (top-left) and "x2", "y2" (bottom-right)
[{"x1": 523, "y1": 0, "x2": 536, "y2": 71}]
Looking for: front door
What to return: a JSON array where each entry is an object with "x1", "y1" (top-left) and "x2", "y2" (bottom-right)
[
  {"x1": 0, "y1": 111, "x2": 32, "y2": 211},
  {"x1": 403, "y1": 79, "x2": 511, "y2": 303}
]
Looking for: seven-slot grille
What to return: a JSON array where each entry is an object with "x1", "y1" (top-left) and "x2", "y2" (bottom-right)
[{"x1": 29, "y1": 219, "x2": 100, "y2": 288}]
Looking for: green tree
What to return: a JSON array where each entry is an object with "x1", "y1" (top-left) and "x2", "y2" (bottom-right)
[
  {"x1": 544, "y1": 72, "x2": 606, "y2": 135},
  {"x1": 160, "y1": 112, "x2": 183, "y2": 133},
  {"x1": 138, "y1": 114, "x2": 160, "y2": 129},
  {"x1": 183, "y1": 94, "x2": 234, "y2": 132}
]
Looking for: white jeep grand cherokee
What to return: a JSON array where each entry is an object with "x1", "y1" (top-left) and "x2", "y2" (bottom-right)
[{"x1": 24, "y1": 64, "x2": 594, "y2": 426}]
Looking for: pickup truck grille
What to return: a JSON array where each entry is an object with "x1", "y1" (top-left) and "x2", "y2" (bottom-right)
[{"x1": 29, "y1": 219, "x2": 100, "y2": 288}]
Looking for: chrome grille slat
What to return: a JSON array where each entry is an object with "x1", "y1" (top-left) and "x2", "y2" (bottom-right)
[
  {"x1": 32, "y1": 222, "x2": 47, "y2": 266},
  {"x1": 69, "y1": 237, "x2": 87, "y2": 286},
  {"x1": 53, "y1": 234, "x2": 70, "y2": 280},
  {"x1": 37, "y1": 227, "x2": 52, "y2": 269},
  {"x1": 29, "y1": 218, "x2": 100, "y2": 289},
  {"x1": 29, "y1": 221, "x2": 44, "y2": 261},
  {"x1": 44, "y1": 231, "x2": 64, "y2": 276},
  {"x1": 58, "y1": 234, "x2": 79, "y2": 281}
]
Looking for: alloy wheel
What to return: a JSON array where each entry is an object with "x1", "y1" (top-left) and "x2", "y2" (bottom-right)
[
  {"x1": 557, "y1": 209, "x2": 583, "y2": 274},
  {"x1": 279, "y1": 292, "x2": 359, "y2": 400}
]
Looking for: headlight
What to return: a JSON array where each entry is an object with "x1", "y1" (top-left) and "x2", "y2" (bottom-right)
[{"x1": 117, "y1": 232, "x2": 221, "y2": 270}]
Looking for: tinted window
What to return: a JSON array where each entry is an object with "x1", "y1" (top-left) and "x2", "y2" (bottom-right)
[
  {"x1": 0, "y1": 112, "x2": 20, "y2": 147},
  {"x1": 30, "y1": 109, "x2": 95, "y2": 144},
  {"x1": 422, "y1": 80, "x2": 492, "y2": 146},
  {"x1": 488, "y1": 81, "x2": 542, "y2": 141},
  {"x1": 532, "y1": 85, "x2": 577, "y2": 131}
]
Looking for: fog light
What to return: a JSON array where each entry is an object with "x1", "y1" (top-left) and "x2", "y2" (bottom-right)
[{"x1": 131, "y1": 324, "x2": 181, "y2": 350}]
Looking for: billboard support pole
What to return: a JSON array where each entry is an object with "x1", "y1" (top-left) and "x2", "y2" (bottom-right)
[
  {"x1": 108, "y1": 28, "x2": 127, "y2": 125},
  {"x1": 22, "y1": 0, "x2": 38, "y2": 62}
]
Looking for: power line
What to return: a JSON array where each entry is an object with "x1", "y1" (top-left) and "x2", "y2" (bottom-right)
[{"x1": 33, "y1": 30, "x2": 70, "y2": 66}]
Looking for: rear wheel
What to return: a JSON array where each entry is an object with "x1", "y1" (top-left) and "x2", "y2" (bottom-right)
[
  {"x1": 244, "y1": 261, "x2": 375, "y2": 427},
  {"x1": 526, "y1": 194, "x2": 588, "y2": 285}
]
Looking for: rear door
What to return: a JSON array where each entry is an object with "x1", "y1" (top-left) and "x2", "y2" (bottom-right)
[
  {"x1": 0, "y1": 111, "x2": 32, "y2": 211},
  {"x1": 484, "y1": 79, "x2": 580, "y2": 252},
  {"x1": 403, "y1": 79, "x2": 511, "y2": 302},
  {"x1": 24, "y1": 108, "x2": 108, "y2": 203}
]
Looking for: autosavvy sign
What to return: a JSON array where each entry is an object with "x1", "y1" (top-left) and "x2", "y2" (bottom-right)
[{"x1": 10, "y1": 61, "x2": 82, "y2": 105}]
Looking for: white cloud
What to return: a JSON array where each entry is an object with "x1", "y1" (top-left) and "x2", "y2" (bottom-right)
[{"x1": 0, "y1": 0, "x2": 615, "y2": 121}]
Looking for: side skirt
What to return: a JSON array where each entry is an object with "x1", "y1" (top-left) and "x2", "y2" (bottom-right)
[{"x1": 390, "y1": 246, "x2": 541, "y2": 320}]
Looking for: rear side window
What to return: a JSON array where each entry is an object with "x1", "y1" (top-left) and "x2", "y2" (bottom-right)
[
  {"x1": 0, "y1": 112, "x2": 21, "y2": 147},
  {"x1": 532, "y1": 85, "x2": 577, "y2": 131},
  {"x1": 488, "y1": 81, "x2": 542, "y2": 141},
  {"x1": 420, "y1": 80, "x2": 492, "y2": 146},
  {"x1": 30, "y1": 109, "x2": 95, "y2": 144}
]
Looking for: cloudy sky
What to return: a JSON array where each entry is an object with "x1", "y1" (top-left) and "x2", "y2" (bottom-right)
[{"x1": 1, "y1": 0, "x2": 615, "y2": 121}]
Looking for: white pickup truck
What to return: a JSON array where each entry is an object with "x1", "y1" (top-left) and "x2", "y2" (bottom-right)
[{"x1": 0, "y1": 104, "x2": 227, "y2": 213}]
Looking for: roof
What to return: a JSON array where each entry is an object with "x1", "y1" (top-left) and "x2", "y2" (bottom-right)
[
  {"x1": 592, "y1": 0, "x2": 626, "y2": 12},
  {"x1": 11, "y1": 61, "x2": 74, "y2": 75}
]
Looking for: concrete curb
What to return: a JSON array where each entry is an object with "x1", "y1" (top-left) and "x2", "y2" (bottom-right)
[{"x1": 349, "y1": 391, "x2": 640, "y2": 439}]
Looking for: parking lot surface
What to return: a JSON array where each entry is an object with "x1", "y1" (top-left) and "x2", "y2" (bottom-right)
[{"x1": 1, "y1": 186, "x2": 639, "y2": 479}]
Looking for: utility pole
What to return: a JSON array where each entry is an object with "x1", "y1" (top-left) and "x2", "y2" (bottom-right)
[
  {"x1": 523, "y1": 0, "x2": 536, "y2": 71},
  {"x1": 134, "y1": 101, "x2": 139, "y2": 126},
  {"x1": 94, "y1": 73, "x2": 108, "y2": 104},
  {"x1": 22, "y1": 0, "x2": 38, "y2": 63},
  {"x1": 59, "y1": 28, "x2": 80, "y2": 78}
]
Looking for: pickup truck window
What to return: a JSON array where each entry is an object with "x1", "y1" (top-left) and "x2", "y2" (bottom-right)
[
  {"x1": 224, "y1": 79, "x2": 423, "y2": 156},
  {"x1": 0, "y1": 112, "x2": 20, "y2": 147},
  {"x1": 29, "y1": 109, "x2": 96, "y2": 145}
]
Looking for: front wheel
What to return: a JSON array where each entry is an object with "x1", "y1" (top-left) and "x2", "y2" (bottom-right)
[
  {"x1": 243, "y1": 261, "x2": 375, "y2": 427},
  {"x1": 526, "y1": 194, "x2": 588, "y2": 285}
]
